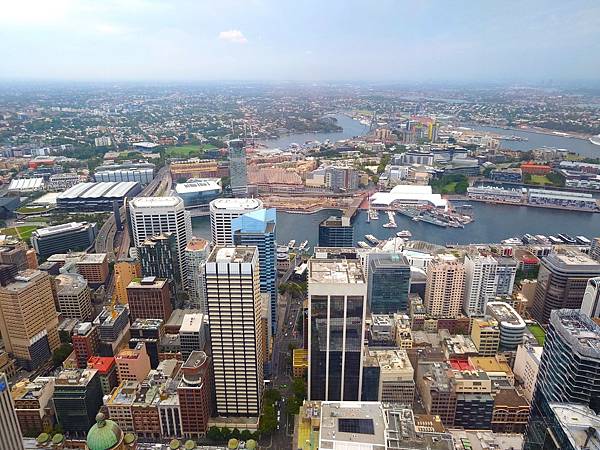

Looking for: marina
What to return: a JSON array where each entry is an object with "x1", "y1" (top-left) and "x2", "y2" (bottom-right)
[{"x1": 192, "y1": 202, "x2": 600, "y2": 249}]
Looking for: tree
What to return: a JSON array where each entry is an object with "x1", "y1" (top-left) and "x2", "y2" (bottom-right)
[
  {"x1": 285, "y1": 397, "x2": 301, "y2": 415},
  {"x1": 221, "y1": 427, "x2": 232, "y2": 440},
  {"x1": 264, "y1": 388, "x2": 282, "y2": 404},
  {"x1": 207, "y1": 426, "x2": 223, "y2": 442},
  {"x1": 240, "y1": 429, "x2": 253, "y2": 441},
  {"x1": 52, "y1": 343, "x2": 73, "y2": 367},
  {"x1": 292, "y1": 377, "x2": 307, "y2": 400},
  {"x1": 231, "y1": 428, "x2": 241, "y2": 439}
]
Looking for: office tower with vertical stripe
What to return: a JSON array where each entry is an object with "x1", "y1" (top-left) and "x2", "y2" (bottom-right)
[
  {"x1": 204, "y1": 246, "x2": 264, "y2": 417},
  {"x1": 308, "y1": 259, "x2": 367, "y2": 401}
]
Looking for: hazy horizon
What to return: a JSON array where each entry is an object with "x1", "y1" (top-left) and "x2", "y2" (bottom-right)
[{"x1": 2, "y1": 0, "x2": 600, "y2": 84}]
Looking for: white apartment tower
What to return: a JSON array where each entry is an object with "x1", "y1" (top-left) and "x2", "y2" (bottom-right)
[
  {"x1": 129, "y1": 196, "x2": 192, "y2": 288},
  {"x1": 0, "y1": 372, "x2": 24, "y2": 450},
  {"x1": 204, "y1": 246, "x2": 264, "y2": 417},
  {"x1": 463, "y1": 252, "x2": 498, "y2": 317},
  {"x1": 208, "y1": 198, "x2": 263, "y2": 246},
  {"x1": 424, "y1": 255, "x2": 466, "y2": 318}
]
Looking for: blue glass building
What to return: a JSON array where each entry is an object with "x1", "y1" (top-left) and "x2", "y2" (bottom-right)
[
  {"x1": 367, "y1": 253, "x2": 411, "y2": 313},
  {"x1": 232, "y1": 208, "x2": 277, "y2": 333}
]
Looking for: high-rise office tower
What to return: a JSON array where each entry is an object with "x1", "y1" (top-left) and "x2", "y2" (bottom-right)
[
  {"x1": 367, "y1": 253, "x2": 411, "y2": 314},
  {"x1": 178, "y1": 351, "x2": 213, "y2": 439},
  {"x1": 0, "y1": 372, "x2": 24, "y2": 450},
  {"x1": 463, "y1": 253, "x2": 498, "y2": 317},
  {"x1": 138, "y1": 232, "x2": 182, "y2": 301},
  {"x1": 209, "y1": 198, "x2": 263, "y2": 246},
  {"x1": 53, "y1": 368, "x2": 103, "y2": 436},
  {"x1": 530, "y1": 250, "x2": 600, "y2": 324},
  {"x1": 114, "y1": 258, "x2": 141, "y2": 304},
  {"x1": 318, "y1": 216, "x2": 354, "y2": 247},
  {"x1": 0, "y1": 270, "x2": 60, "y2": 370},
  {"x1": 581, "y1": 276, "x2": 600, "y2": 319},
  {"x1": 185, "y1": 238, "x2": 210, "y2": 312},
  {"x1": 424, "y1": 255, "x2": 465, "y2": 318},
  {"x1": 232, "y1": 208, "x2": 277, "y2": 334},
  {"x1": 129, "y1": 318, "x2": 163, "y2": 369},
  {"x1": 308, "y1": 258, "x2": 367, "y2": 401},
  {"x1": 55, "y1": 273, "x2": 92, "y2": 320},
  {"x1": 228, "y1": 139, "x2": 248, "y2": 196},
  {"x1": 524, "y1": 310, "x2": 600, "y2": 450},
  {"x1": 126, "y1": 277, "x2": 172, "y2": 322},
  {"x1": 494, "y1": 256, "x2": 517, "y2": 296},
  {"x1": 205, "y1": 246, "x2": 264, "y2": 417},
  {"x1": 128, "y1": 196, "x2": 192, "y2": 289}
]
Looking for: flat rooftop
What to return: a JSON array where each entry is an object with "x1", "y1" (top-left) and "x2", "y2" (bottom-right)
[
  {"x1": 553, "y1": 309, "x2": 600, "y2": 355},
  {"x1": 129, "y1": 196, "x2": 183, "y2": 208},
  {"x1": 546, "y1": 250, "x2": 600, "y2": 270},
  {"x1": 309, "y1": 259, "x2": 365, "y2": 284},
  {"x1": 319, "y1": 402, "x2": 387, "y2": 449},
  {"x1": 127, "y1": 276, "x2": 168, "y2": 289},
  {"x1": 180, "y1": 313, "x2": 204, "y2": 333},
  {"x1": 175, "y1": 178, "x2": 221, "y2": 193},
  {"x1": 549, "y1": 403, "x2": 600, "y2": 450},
  {"x1": 33, "y1": 221, "x2": 92, "y2": 238},
  {"x1": 209, "y1": 197, "x2": 263, "y2": 211},
  {"x1": 1, "y1": 270, "x2": 45, "y2": 292},
  {"x1": 486, "y1": 301, "x2": 526, "y2": 328},
  {"x1": 367, "y1": 349, "x2": 413, "y2": 375},
  {"x1": 55, "y1": 368, "x2": 98, "y2": 387},
  {"x1": 78, "y1": 253, "x2": 107, "y2": 264},
  {"x1": 448, "y1": 429, "x2": 523, "y2": 450},
  {"x1": 131, "y1": 318, "x2": 164, "y2": 330},
  {"x1": 209, "y1": 245, "x2": 256, "y2": 264},
  {"x1": 186, "y1": 238, "x2": 209, "y2": 252}
]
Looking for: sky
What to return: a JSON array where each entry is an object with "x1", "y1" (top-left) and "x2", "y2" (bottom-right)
[{"x1": 1, "y1": 0, "x2": 599, "y2": 83}]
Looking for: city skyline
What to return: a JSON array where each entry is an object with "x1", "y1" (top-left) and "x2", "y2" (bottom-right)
[{"x1": 1, "y1": 0, "x2": 600, "y2": 83}]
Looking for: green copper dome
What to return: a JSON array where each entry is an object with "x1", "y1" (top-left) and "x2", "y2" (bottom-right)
[{"x1": 87, "y1": 413, "x2": 123, "y2": 450}]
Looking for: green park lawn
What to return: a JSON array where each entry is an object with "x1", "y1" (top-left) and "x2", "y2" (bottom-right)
[
  {"x1": 529, "y1": 174, "x2": 551, "y2": 185},
  {"x1": 0, "y1": 225, "x2": 40, "y2": 240},
  {"x1": 527, "y1": 324, "x2": 546, "y2": 346},
  {"x1": 165, "y1": 144, "x2": 217, "y2": 158}
]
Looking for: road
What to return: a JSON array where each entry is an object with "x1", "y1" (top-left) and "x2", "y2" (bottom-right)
[
  {"x1": 264, "y1": 289, "x2": 304, "y2": 450},
  {"x1": 94, "y1": 166, "x2": 171, "y2": 299},
  {"x1": 94, "y1": 166, "x2": 171, "y2": 259}
]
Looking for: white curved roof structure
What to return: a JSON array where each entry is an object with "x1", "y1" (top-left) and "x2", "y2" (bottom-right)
[{"x1": 371, "y1": 185, "x2": 448, "y2": 210}]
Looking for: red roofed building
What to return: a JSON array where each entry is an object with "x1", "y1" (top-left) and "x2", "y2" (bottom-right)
[
  {"x1": 520, "y1": 163, "x2": 552, "y2": 175},
  {"x1": 87, "y1": 356, "x2": 118, "y2": 395}
]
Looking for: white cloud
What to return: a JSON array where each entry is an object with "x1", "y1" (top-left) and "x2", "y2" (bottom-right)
[{"x1": 218, "y1": 29, "x2": 248, "y2": 44}]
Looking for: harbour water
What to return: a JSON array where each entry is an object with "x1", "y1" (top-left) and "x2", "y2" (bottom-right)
[
  {"x1": 192, "y1": 202, "x2": 600, "y2": 247},
  {"x1": 191, "y1": 114, "x2": 600, "y2": 245},
  {"x1": 261, "y1": 114, "x2": 369, "y2": 149},
  {"x1": 470, "y1": 125, "x2": 600, "y2": 158}
]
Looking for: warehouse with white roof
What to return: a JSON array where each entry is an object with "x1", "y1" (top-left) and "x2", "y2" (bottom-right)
[
  {"x1": 56, "y1": 181, "x2": 141, "y2": 211},
  {"x1": 370, "y1": 185, "x2": 448, "y2": 210}
]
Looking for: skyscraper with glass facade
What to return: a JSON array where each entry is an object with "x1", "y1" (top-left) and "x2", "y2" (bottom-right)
[
  {"x1": 308, "y1": 258, "x2": 366, "y2": 402},
  {"x1": 228, "y1": 139, "x2": 248, "y2": 196},
  {"x1": 232, "y1": 208, "x2": 277, "y2": 334},
  {"x1": 524, "y1": 309, "x2": 600, "y2": 450},
  {"x1": 367, "y1": 253, "x2": 411, "y2": 313}
]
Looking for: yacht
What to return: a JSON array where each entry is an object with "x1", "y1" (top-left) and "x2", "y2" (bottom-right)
[{"x1": 396, "y1": 230, "x2": 412, "y2": 238}]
